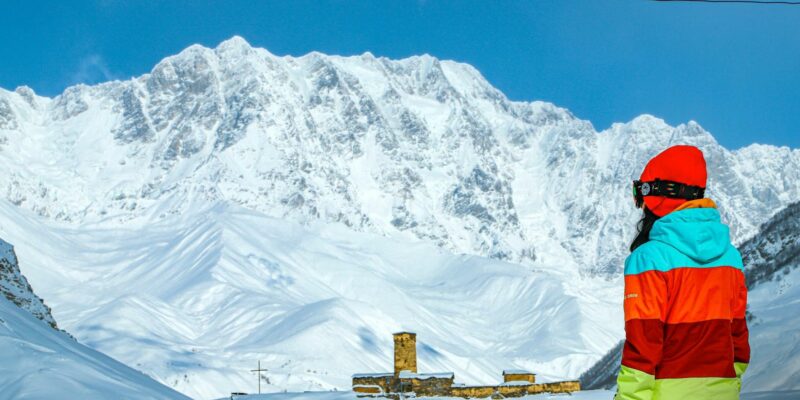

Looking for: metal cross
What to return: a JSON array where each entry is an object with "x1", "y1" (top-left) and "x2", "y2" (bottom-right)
[{"x1": 250, "y1": 360, "x2": 268, "y2": 394}]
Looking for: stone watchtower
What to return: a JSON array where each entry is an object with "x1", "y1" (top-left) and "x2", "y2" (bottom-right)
[{"x1": 393, "y1": 332, "x2": 417, "y2": 376}]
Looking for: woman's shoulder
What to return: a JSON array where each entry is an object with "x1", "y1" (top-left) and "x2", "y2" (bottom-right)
[
  {"x1": 624, "y1": 241, "x2": 674, "y2": 275},
  {"x1": 624, "y1": 240, "x2": 744, "y2": 275}
]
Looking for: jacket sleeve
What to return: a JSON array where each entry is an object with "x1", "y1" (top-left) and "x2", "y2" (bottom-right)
[
  {"x1": 731, "y1": 272, "x2": 750, "y2": 391},
  {"x1": 615, "y1": 254, "x2": 668, "y2": 400}
]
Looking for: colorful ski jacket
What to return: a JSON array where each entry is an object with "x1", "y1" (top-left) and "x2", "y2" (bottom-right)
[{"x1": 616, "y1": 199, "x2": 750, "y2": 400}]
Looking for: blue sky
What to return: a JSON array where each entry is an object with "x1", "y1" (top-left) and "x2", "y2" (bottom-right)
[{"x1": 1, "y1": 1, "x2": 798, "y2": 149}]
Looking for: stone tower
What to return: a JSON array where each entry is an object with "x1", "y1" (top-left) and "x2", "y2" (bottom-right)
[{"x1": 393, "y1": 332, "x2": 417, "y2": 375}]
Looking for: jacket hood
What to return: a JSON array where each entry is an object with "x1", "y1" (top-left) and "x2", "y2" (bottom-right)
[{"x1": 648, "y1": 207, "x2": 731, "y2": 264}]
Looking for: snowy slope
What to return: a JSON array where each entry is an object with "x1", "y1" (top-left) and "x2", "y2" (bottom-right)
[
  {"x1": 0, "y1": 294, "x2": 190, "y2": 399},
  {"x1": 0, "y1": 37, "x2": 797, "y2": 399},
  {"x1": 0, "y1": 233, "x2": 189, "y2": 399},
  {"x1": 744, "y1": 259, "x2": 800, "y2": 392}
]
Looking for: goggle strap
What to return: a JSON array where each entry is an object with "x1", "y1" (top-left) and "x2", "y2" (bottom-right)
[{"x1": 634, "y1": 179, "x2": 705, "y2": 201}]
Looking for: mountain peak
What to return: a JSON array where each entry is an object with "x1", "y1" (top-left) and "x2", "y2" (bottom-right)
[
  {"x1": 13, "y1": 85, "x2": 38, "y2": 108},
  {"x1": 629, "y1": 114, "x2": 669, "y2": 129},
  {"x1": 216, "y1": 35, "x2": 253, "y2": 52},
  {"x1": 14, "y1": 85, "x2": 35, "y2": 97}
]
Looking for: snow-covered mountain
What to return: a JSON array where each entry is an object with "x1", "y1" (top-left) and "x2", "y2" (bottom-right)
[
  {"x1": 0, "y1": 37, "x2": 797, "y2": 399},
  {"x1": 0, "y1": 36, "x2": 798, "y2": 277}
]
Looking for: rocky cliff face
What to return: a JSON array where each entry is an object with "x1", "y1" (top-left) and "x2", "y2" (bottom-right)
[
  {"x1": 579, "y1": 340, "x2": 623, "y2": 390},
  {"x1": 740, "y1": 201, "x2": 800, "y2": 288},
  {"x1": 0, "y1": 238, "x2": 57, "y2": 329}
]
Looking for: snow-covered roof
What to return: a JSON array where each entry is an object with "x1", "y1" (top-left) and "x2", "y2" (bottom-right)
[
  {"x1": 502, "y1": 369, "x2": 534, "y2": 375},
  {"x1": 398, "y1": 371, "x2": 454, "y2": 380},
  {"x1": 352, "y1": 372, "x2": 394, "y2": 378}
]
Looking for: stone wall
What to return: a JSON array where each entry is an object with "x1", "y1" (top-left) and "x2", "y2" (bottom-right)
[
  {"x1": 352, "y1": 375, "x2": 392, "y2": 395},
  {"x1": 526, "y1": 381, "x2": 581, "y2": 395},
  {"x1": 448, "y1": 385, "x2": 497, "y2": 398},
  {"x1": 409, "y1": 377, "x2": 454, "y2": 396},
  {"x1": 447, "y1": 380, "x2": 581, "y2": 398},
  {"x1": 497, "y1": 385, "x2": 528, "y2": 397}
]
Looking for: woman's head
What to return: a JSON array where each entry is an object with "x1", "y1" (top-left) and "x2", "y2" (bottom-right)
[
  {"x1": 630, "y1": 145, "x2": 708, "y2": 252},
  {"x1": 635, "y1": 145, "x2": 707, "y2": 216}
]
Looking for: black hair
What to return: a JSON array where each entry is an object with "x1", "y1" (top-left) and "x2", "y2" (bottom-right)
[{"x1": 630, "y1": 207, "x2": 660, "y2": 252}]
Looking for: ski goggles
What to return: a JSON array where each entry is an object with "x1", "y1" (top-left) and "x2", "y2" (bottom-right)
[{"x1": 632, "y1": 179, "x2": 705, "y2": 209}]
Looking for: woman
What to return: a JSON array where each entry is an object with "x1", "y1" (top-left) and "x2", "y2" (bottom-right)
[{"x1": 615, "y1": 145, "x2": 750, "y2": 400}]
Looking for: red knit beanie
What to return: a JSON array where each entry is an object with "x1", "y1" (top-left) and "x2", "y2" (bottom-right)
[{"x1": 639, "y1": 145, "x2": 707, "y2": 217}]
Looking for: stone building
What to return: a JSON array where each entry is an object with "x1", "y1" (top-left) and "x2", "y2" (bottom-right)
[
  {"x1": 502, "y1": 370, "x2": 535, "y2": 383},
  {"x1": 352, "y1": 332, "x2": 580, "y2": 398}
]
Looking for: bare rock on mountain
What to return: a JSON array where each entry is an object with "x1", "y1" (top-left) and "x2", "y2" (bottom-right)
[
  {"x1": 740, "y1": 201, "x2": 800, "y2": 288},
  {"x1": 0, "y1": 238, "x2": 58, "y2": 329}
]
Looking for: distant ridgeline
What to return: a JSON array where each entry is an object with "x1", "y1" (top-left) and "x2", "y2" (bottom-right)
[{"x1": 352, "y1": 332, "x2": 580, "y2": 398}]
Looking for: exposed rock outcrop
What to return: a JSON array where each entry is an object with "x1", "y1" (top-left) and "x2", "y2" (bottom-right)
[{"x1": 0, "y1": 238, "x2": 58, "y2": 329}]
